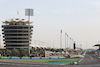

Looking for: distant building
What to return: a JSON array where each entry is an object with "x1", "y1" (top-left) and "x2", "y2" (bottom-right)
[
  {"x1": 94, "y1": 44, "x2": 100, "y2": 56},
  {"x1": 2, "y1": 18, "x2": 33, "y2": 48}
]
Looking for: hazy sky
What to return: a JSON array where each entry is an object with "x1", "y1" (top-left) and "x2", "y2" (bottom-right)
[{"x1": 0, "y1": 0, "x2": 100, "y2": 49}]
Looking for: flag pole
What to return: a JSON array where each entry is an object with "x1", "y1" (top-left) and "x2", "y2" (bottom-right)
[{"x1": 17, "y1": 10, "x2": 19, "y2": 18}]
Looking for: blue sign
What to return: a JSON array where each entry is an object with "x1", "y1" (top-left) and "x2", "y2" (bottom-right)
[
  {"x1": 88, "y1": 49, "x2": 95, "y2": 51},
  {"x1": 10, "y1": 57, "x2": 21, "y2": 59},
  {"x1": 50, "y1": 57, "x2": 59, "y2": 59},
  {"x1": 31, "y1": 57, "x2": 41, "y2": 59}
]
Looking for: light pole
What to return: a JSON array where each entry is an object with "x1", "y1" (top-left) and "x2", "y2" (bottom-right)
[
  {"x1": 60, "y1": 30, "x2": 62, "y2": 49},
  {"x1": 67, "y1": 34, "x2": 68, "y2": 49},
  {"x1": 25, "y1": 9, "x2": 33, "y2": 57},
  {"x1": 65, "y1": 33, "x2": 67, "y2": 49},
  {"x1": 71, "y1": 39, "x2": 73, "y2": 49},
  {"x1": 70, "y1": 37, "x2": 71, "y2": 49}
]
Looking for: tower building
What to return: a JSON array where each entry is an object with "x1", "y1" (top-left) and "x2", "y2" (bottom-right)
[{"x1": 2, "y1": 18, "x2": 33, "y2": 48}]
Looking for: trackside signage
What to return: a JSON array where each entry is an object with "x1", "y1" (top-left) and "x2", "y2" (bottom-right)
[
  {"x1": 42, "y1": 57, "x2": 50, "y2": 59},
  {"x1": 10, "y1": 57, "x2": 21, "y2": 59},
  {"x1": 0, "y1": 57, "x2": 65, "y2": 59},
  {"x1": 21, "y1": 57, "x2": 30, "y2": 59},
  {"x1": 45, "y1": 51, "x2": 49, "y2": 57},
  {"x1": 1, "y1": 57, "x2": 10, "y2": 59},
  {"x1": 31, "y1": 57, "x2": 41, "y2": 59},
  {"x1": 50, "y1": 57, "x2": 59, "y2": 59}
]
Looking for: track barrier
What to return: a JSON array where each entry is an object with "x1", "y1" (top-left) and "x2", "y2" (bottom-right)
[{"x1": 0, "y1": 56, "x2": 65, "y2": 59}]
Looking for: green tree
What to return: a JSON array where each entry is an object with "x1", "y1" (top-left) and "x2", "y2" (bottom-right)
[
  {"x1": 30, "y1": 47, "x2": 35, "y2": 54},
  {"x1": 40, "y1": 49, "x2": 44, "y2": 56},
  {"x1": 0, "y1": 50, "x2": 3, "y2": 56},
  {"x1": 19, "y1": 48, "x2": 26, "y2": 57},
  {"x1": 6, "y1": 49, "x2": 12, "y2": 56},
  {"x1": 51, "y1": 48, "x2": 55, "y2": 52},
  {"x1": 12, "y1": 48, "x2": 20, "y2": 56}
]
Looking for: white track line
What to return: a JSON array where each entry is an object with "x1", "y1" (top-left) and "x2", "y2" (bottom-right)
[
  {"x1": 79, "y1": 51, "x2": 86, "y2": 62},
  {"x1": 90, "y1": 56, "x2": 93, "y2": 60},
  {"x1": 60, "y1": 64, "x2": 65, "y2": 65},
  {"x1": 34, "y1": 65, "x2": 40, "y2": 66},
  {"x1": 79, "y1": 56, "x2": 84, "y2": 62}
]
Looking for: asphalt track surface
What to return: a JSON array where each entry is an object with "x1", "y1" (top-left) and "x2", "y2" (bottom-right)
[
  {"x1": 79, "y1": 54, "x2": 100, "y2": 65},
  {"x1": 0, "y1": 64, "x2": 100, "y2": 67}
]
